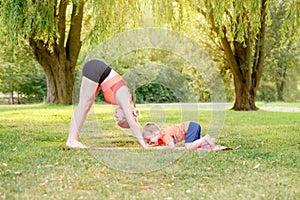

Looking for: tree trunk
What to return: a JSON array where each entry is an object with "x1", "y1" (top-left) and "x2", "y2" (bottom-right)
[
  {"x1": 17, "y1": 92, "x2": 21, "y2": 104},
  {"x1": 29, "y1": 1, "x2": 84, "y2": 104},
  {"x1": 232, "y1": 76, "x2": 258, "y2": 110},
  {"x1": 220, "y1": 36, "x2": 260, "y2": 111},
  {"x1": 9, "y1": 90, "x2": 13, "y2": 105},
  {"x1": 276, "y1": 79, "x2": 285, "y2": 101},
  {"x1": 275, "y1": 64, "x2": 287, "y2": 101},
  {"x1": 202, "y1": 0, "x2": 267, "y2": 111},
  {"x1": 29, "y1": 39, "x2": 75, "y2": 104},
  {"x1": 43, "y1": 57, "x2": 74, "y2": 104}
]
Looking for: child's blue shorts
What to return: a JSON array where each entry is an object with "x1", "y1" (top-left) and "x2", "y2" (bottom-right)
[{"x1": 185, "y1": 122, "x2": 201, "y2": 143}]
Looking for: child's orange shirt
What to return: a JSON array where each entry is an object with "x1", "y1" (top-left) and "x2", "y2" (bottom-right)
[{"x1": 158, "y1": 122, "x2": 190, "y2": 145}]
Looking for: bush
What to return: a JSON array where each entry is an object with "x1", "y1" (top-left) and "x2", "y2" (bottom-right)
[{"x1": 256, "y1": 83, "x2": 277, "y2": 102}]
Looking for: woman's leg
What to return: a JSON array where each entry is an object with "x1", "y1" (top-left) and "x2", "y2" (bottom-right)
[
  {"x1": 66, "y1": 77, "x2": 100, "y2": 148},
  {"x1": 115, "y1": 86, "x2": 147, "y2": 148}
]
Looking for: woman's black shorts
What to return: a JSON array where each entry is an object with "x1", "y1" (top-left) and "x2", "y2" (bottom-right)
[{"x1": 82, "y1": 60, "x2": 112, "y2": 84}]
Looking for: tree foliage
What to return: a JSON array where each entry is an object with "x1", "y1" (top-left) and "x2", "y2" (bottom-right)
[
  {"x1": 0, "y1": 0, "x2": 84, "y2": 103},
  {"x1": 0, "y1": 0, "x2": 148, "y2": 104},
  {"x1": 149, "y1": 0, "x2": 299, "y2": 110},
  {"x1": 0, "y1": 23, "x2": 46, "y2": 104},
  {"x1": 0, "y1": 62, "x2": 46, "y2": 104},
  {"x1": 261, "y1": 0, "x2": 300, "y2": 102},
  {"x1": 0, "y1": 0, "x2": 298, "y2": 106}
]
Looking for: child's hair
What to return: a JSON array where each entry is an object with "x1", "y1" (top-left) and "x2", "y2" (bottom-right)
[{"x1": 142, "y1": 122, "x2": 160, "y2": 138}]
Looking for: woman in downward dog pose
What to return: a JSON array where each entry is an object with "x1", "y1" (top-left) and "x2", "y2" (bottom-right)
[{"x1": 66, "y1": 59, "x2": 148, "y2": 149}]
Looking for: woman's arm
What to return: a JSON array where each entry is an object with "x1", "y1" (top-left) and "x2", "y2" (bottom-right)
[{"x1": 115, "y1": 86, "x2": 148, "y2": 148}]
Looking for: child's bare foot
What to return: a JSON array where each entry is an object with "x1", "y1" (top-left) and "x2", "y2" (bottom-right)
[
  {"x1": 203, "y1": 134, "x2": 215, "y2": 146},
  {"x1": 66, "y1": 140, "x2": 88, "y2": 149},
  {"x1": 211, "y1": 138, "x2": 216, "y2": 145}
]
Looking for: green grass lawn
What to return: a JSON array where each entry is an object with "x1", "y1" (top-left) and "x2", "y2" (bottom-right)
[{"x1": 0, "y1": 103, "x2": 299, "y2": 199}]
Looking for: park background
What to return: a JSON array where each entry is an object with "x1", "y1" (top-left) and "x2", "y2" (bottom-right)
[
  {"x1": 0, "y1": 0, "x2": 299, "y2": 107},
  {"x1": 0, "y1": 0, "x2": 299, "y2": 199}
]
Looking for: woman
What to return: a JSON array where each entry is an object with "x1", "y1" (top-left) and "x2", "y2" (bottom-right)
[{"x1": 66, "y1": 59, "x2": 148, "y2": 149}]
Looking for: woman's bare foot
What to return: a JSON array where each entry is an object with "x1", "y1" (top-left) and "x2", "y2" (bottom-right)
[{"x1": 66, "y1": 140, "x2": 88, "y2": 149}]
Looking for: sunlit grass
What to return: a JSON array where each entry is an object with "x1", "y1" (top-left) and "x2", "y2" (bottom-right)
[
  {"x1": 256, "y1": 101, "x2": 300, "y2": 107},
  {"x1": 0, "y1": 103, "x2": 299, "y2": 199}
]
